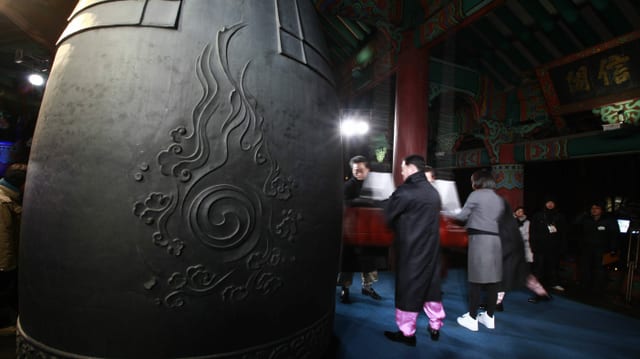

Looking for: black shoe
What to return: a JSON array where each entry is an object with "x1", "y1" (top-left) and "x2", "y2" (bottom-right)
[
  {"x1": 340, "y1": 287, "x2": 351, "y2": 304},
  {"x1": 428, "y1": 327, "x2": 440, "y2": 341},
  {"x1": 496, "y1": 302, "x2": 504, "y2": 312},
  {"x1": 384, "y1": 331, "x2": 416, "y2": 346},
  {"x1": 362, "y1": 287, "x2": 382, "y2": 300}
]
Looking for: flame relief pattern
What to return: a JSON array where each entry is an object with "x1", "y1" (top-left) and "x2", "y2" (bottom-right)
[{"x1": 132, "y1": 24, "x2": 300, "y2": 307}]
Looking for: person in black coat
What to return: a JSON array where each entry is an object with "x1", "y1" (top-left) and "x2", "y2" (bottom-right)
[
  {"x1": 530, "y1": 196, "x2": 568, "y2": 292},
  {"x1": 497, "y1": 199, "x2": 550, "y2": 307},
  {"x1": 576, "y1": 200, "x2": 618, "y2": 294},
  {"x1": 383, "y1": 155, "x2": 444, "y2": 346},
  {"x1": 337, "y1": 155, "x2": 383, "y2": 303},
  {"x1": 480, "y1": 198, "x2": 551, "y2": 312}
]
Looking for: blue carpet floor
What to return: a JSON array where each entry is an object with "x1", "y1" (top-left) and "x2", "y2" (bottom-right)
[{"x1": 333, "y1": 269, "x2": 640, "y2": 359}]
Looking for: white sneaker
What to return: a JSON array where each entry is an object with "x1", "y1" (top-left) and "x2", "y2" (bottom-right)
[
  {"x1": 551, "y1": 285, "x2": 565, "y2": 292},
  {"x1": 457, "y1": 313, "x2": 478, "y2": 331},
  {"x1": 478, "y1": 312, "x2": 495, "y2": 329}
]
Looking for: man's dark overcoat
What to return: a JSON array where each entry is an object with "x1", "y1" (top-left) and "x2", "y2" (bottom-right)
[{"x1": 384, "y1": 172, "x2": 442, "y2": 312}]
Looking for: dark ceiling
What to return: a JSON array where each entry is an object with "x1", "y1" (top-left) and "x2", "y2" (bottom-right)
[
  {"x1": 0, "y1": 0, "x2": 74, "y2": 108},
  {"x1": 317, "y1": 0, "x2": 640, "y2": 91},
  {"x1": 428, "y1": 0, "x2": 640, "y2": 89},
  {"x1": 1, "y1": 0, "x2": 639, "y2": 108}
]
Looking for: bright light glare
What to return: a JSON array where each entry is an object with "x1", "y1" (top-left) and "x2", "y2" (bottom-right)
[
  {"x1": 340, "y1": 118, "x2": 369, "y2": 137},
  {"x1": 28, "y1": 74, "x2": 45, "y2": 86}
]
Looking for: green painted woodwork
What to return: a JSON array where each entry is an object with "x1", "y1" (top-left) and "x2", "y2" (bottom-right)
[
  {"x1": 520, "y1": 0, "x2": 555, "y2": 33},
  {"x1": 593, "y1": 100, "x2": 640, "y2": 125},
  {"x1": 428, "y1": 59, "x2": 481, "y2": 99},
  {"x1": 567, "y1": 17, "x2": 600, "y2": 46},
  {"x1": 327, "y1": 17, "x2": 361, "y2": 48},
  {"x1": 568, "y1": 130, "x2": 640, "y2": 157},
  {"x1": 505, "y1": 92, "x2": 520, "y2": 125},
  {"x1": 400, "y1": 0, "x2": 426, "y2": 28},
  {"x1": 356, "y1": 20, "x2": 373, "y2": 33},
  {"x1": 454, "y1": 129, "x2": 640, "y2": 168},
  {"x1": 554, "y1": 0, "x2": 579, "y2": 23},
  {"x1": 514, "y1": 0, "x2": 580, "y2": 55},
  {"x1": 590, "y1": 1, "x2": 633, "y2": 37},
  {"x1": 355, "y1": 45, "x2": 375, "y2": 65},
  {"x1": 472, "y1": 20, "x2": 518, "y2": 83},
  {"x1": 590, "y1": 0, "x2": 609, "y2": 11},
  {"x1": 554, "y1": 0, "x2": 600, "y2": 45},
  {"x1": 462, "y1": 0, "x2": 492, "y2": 15},
  {"x1": 461, "y1": 129, "x2": 640, "y2": 167},
  {"x1": 343, "y1": 18, "x2": 369, "y2": 40},
  {"x1": 481, "y1": 13, "x2": 552, "y2": 64}
]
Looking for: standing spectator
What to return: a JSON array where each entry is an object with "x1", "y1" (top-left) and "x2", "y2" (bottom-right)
[
  {"x1": 529, "y1": 196, "x2": 568, "y2": 299},
  {"x1": 447, "y1": 169, "x2": 503, "y2": 332},
  {"x1": 515, "y1": 206, "x2": 533, "y2": 266},
  {"x1": 338, "y1": 155, "x2": 382, "y2": 303},
  {"x1": 383, "y1": 155, "x2": 445, "y2": 346},
  {"x1": 0, "y1": 163, "x2": 27, "y2": 335},
  {"x1": 576, "y1": 200, "x2": 618, "y2": 294}
]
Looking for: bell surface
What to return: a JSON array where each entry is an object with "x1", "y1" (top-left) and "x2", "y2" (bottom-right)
[{"x1": 19, "y1": 1, "x2": 341, "y2": 357}]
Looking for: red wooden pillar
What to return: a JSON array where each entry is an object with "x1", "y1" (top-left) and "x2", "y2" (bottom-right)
[
  {"x1": 392, "y1": 34, "x2": 429, "y2": 185},
  {"x1": 493, "y1": 143, "x2": 524, "y2": 210}
]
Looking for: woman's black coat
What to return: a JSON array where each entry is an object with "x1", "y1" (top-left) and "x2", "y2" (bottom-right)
[{"x1": 498, "y1": 199, "x2": 528, "y2": 291}]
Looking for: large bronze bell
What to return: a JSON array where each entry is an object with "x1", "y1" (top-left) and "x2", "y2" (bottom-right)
[{"x1": 19, "y1": 1, "x2": 341, "y2": 357}]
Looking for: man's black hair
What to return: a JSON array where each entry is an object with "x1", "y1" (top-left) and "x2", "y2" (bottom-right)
[
  {"x1": 403, "y1": 154, "x2": 426, "y2": 172},
  {"x1": 349, "y1": 155, "x2": 369, "y2": 168}
]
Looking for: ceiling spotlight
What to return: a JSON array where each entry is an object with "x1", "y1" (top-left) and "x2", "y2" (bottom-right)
[
  {"x1": 340, "y1": 118, "x2": 369, "y2": 137},
  {"x1": 28, "y1": 74, "x2": 45, "y2": 86}
]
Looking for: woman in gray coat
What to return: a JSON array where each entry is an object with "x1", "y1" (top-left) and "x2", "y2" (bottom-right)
[{"x1": 448, "y1": 169, "x2": 503, "y2": 332}]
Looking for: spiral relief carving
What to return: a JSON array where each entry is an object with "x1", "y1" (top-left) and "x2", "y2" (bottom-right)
[
  {"x1": 132, "y1": 22, "x2": 299, "y2": 307},
  {"x1": 188, "y1": 184, "x2": 259, "y2": 252}
]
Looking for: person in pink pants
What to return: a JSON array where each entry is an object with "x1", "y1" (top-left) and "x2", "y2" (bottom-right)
[{"x1": 384, "y1": 155, "x2": 446, "y2": 346}]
